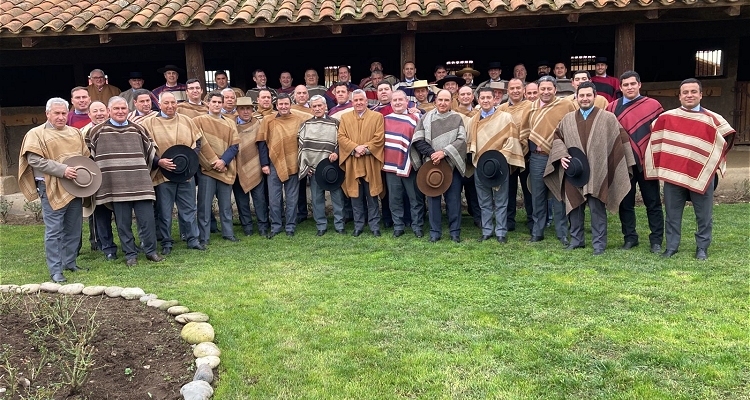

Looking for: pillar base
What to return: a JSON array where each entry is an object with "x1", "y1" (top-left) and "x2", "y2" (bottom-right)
[{"x1": 0, "y1": 176, "x2": 20, "y2": 195}]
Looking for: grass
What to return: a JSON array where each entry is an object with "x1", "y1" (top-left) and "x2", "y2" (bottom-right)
[{"x1": 1, "y1": 203, "x2": 749, "y2": 399}]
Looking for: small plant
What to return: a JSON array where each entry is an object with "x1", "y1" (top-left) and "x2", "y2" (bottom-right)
[
  {"x1": 23, "y1": 199, "x2": 43, "y2": 221},
  {"x1": 124, "y1": 367, "x2": 134, "y2": 382},
  {"x1": 0, "y1": 195, "x2": 13, "y2": 223}
]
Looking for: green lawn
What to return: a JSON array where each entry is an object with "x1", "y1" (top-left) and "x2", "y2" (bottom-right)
[{"x1": 1, "y1": 204, "x2": 749, "y2": 399}]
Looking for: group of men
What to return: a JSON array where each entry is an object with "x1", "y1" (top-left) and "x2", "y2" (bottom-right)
[{"x1": 19, "y1": 60, "x2": 735, "y2": 283}]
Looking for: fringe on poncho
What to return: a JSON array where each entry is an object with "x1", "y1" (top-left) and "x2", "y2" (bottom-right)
[{"x1": 298, "y1": 116, "x2": 339, "y2": 179}]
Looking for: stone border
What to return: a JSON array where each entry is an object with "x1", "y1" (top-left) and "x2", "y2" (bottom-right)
[{"x1": 0, "y1": 283, "x2": 218, "y2": 400}]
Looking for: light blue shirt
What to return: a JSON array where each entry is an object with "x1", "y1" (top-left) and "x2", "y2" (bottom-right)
[
  {"x1": 160, "y1": 112, "x2": 170, "y2": 118},
  {"x1": 110, "y1": 118, "x2": 129, "y2": 126},
  {"x1": 580, "y1": 107, "x2": 594, "y2": 120},
  {"x1": 622, "y1": 97, "x2": 632, "y2": 105},
  {"x1": 690, "y1": 105, "x2": 701, "y2": 111},
  {"x1": 480, "y1": 108, "x2": 495, "y2": 119}
]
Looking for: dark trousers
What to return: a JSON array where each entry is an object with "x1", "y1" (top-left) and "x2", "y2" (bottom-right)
[
  {"x1": 663, "y1": 180, "x2": 714, "y2": 251},
  {"x1": 155, "y1": 179, "x2": 201, "y2": 248},
  {"x1": 619, "y1": 170, "x2": 664, "y2": 246},
  {"x1": 569, "y1": 196, "x2": 607, "y2": 251},
  {"x1": 93, "y1": 204, "x2": 117, "y2": 256},
  {"x1": 112, "y1": 200, "x2": 157, "y2": 260},
  {"x1": 507, "y1": 165, "x2": 533, "y2": 230},
  {"x1": 297, "y1": 176, "x2": 309, "y2": 221},
  {"x1": 233, "y1": 175, "x2": 270, "y2": 235},
  {"x1": 461, "y1": 174, "x2": 481, "y2": 225},
  {"x1": 351, "y1": 178, "x2": 381, "y2": 232},
  {"x1": 428, "y1": 168, "x2": 463, "y2": 239}
]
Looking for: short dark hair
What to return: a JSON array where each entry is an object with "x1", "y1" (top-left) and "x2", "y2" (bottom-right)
[
  {"x1": 508, "y1": 78, "x2": 526, "y2": 88},
  {"x1": 133, "y1": 89, "x2": 151, "y2": 101},
  {"x1": 207, "y1": 91, "x2": 224, "y2": 102},
  {"x1": 258, "y1": 88, "x2": 273, "y2": 97},
  {"x1": 338, "y1": 65, "x2": 350, "y2": 73},
  {"x1": 576, "y1": 81, "x2": 597, "y2": 95},
  {"x1": 252, "y1": 69, "x2": 265, "y2": 78},
  {"x1": 434, "y1": 64, "x2": 446, "y2": 73},
  {"x1": 538, "y1": 75, "x2": 557, "y2": 86},
  {"x1": 478, "y1": 87, "x2": 494, "y2": 96},
  {"x1": 619, "y1": 70, "x2": 641, "y2": 83},
  {"x1": 573, "y1": 70, "x2": 591, "y2": 79},
  {"x1": 186, "y1": 78, "x2": 201, "y2": 86},
  {"x1": 276, "y1": 93, "x2": 291, "y2": 103},
  {"x1": 376, "y1": 82, "x2": 392, "y2": 90},
  {"x1": 680, "y1": 78, "x2": 702, "y2": 92},
  {"x1": 215, "y1": 71, "x2": 228, "y2": 78},
  {"x1": 333, "y1": 82, "x2": 349, "y2": 90},
  {"x1": 71, "y1": 86, "x2": 87, "y2": 96}
]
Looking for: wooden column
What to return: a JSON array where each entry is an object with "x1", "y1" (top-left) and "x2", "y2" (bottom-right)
[
  {"x1": 614, "y1": 23, "x2": 635, "y2": 77},
  {"x1": 400, "y1": 32, "x2": 416, "y2": 75},
  {"x1": 184, "y1": 42, "x2": 206, "y2": 90}
]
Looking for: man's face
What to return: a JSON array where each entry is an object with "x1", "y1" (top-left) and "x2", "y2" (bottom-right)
[
  {"x1": 679, "y1": 82, "x2": 702, "y2": 109},
  {"x1": 89, "y1": 102, "x2": 108, "y2": 124},
  {"x1": 311, "y1": 99, "x2": 327, "y2": 118},
  {"x1": 595, "y1": 63, "x2": 607, "y2": 76},
  {"x1": 90, "y1": 71, "x2": 106, "y2": 88},
  {"x1": 215, "y1": 74, "x2": 228, "y2": 89},
  {"x1": 537, "y1": 65, "x2": 550, "y2": 77},
  {"x1": 620, "y1": 77, "x2": 641, "y2": 101},
  {"x1": 279, "y1": 72, "x2": 292, "y2": 88},
  {"x1": 159, "y1": 93, "x2": 177, "y2": 117},
  {"x1": 492, "y1": 90, "x2": 504, "y2": 105},
  {"x1": 514, "y1": 65, "x2": 527, "y2": 81},
  {"x1": 391, "y1": 93, "x2": 408, "y2": 114},
  {"x1": 436, "y1": 91, "x2": 452, "y2": 113},
  {"x1": 208, "y1": 96, "x2": 224, "y2": 114},
  {"x1": 525, "y1": 83, "x2": 539, "y2": 102},
  {"x1": 352, "y1": 93, "x2": 367, "y2": 112},
  {"x1": 488, "y1": 68, "x2": 501, "y2": 80},
  {"x1": 257, "y1": 91, "x2": 272, "y2": 109},
  {"x1": 444, "y1": 81, "x2": 458, "y2": 94},
  {"x1": 135, "y1": 94, "x2": 152, "y2": 114},
  {"x1": 304, "y1": 70, "x2": 318, "y2": 86},
  {"x1": 403, "y1": 63, "x2": 416, "y2": 79},
  {"x1": 508, "y1": 80, "x2": 524, "y2": 103},
  {"x1": 186, "y1": 81, "x2": 203, "y2": 102},
  {"x1": 377, "y1": 84, "x2": 392, "y2": 103},
  {"x1": 576, "y1": 87, "x2": 595, "y2": 110},
  {"x1": 294, "y1": 85, "x2": 309, "y2": 105},
  {"x1": 164, "y1": 71, "x2": 179, "y2": 85},
  {"x1": 554, "y1": 63, "x2": 567, "y2": 79},
  {"x1": 434, "y1": 68, "x2": 447, "y2": 81},
  {"x1": 71, "y1": 89, "x2": 91, "y2": 112},
  {"x1": 462, "y1": 72, "x2": 474, "y2": 84},
  {"x1": 237, "y1": 106, "x2": 253, "y2": 121},
  {"x1": 571, "y1": 73, "x2": 589, "y2": 89},
  {"x1": 253, "y1": 71, "x2": 267, "y2": 87},
  {"x1": 109, "y1": 100, "x2": 129, "y2": 124},
  {"x1": 47, "y1": 104, "x2": 69, "y2": 129},
  {"x1": 129, "y1": 78, "x2": 144, "y2": 90},
  {"x1": 458, "y1": 86, "x2": 473, "y2": 106},
  {"x1": 538, "y1": 81, "x2": 557, "y2": 103},
  {"x1": 414, "y1": 87, "x2": 428, "y2": 102},
  {"x1": 223, "y1": 91, "x2": 236, "y2": 109},
  {"x1": 277, "y1": 98, "x2": 291, "y2": 115},
  {"x1": 371, "y1": 74, "x2": 383, "y2": 87},
  {"x1": 370, "y1": 62, "x2": 382, "y2": 72},
  {"x1": 334, "y1": 86, "x2": 349, "y2": 104},
  {"x1": 479, "y1": 91, "x2": 494, "y2": 112},
  {"x1": 338, "y1": 67, "x2": 350, "y2": 82}
]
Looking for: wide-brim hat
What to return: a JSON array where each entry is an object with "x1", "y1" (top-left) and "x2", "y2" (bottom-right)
[
  {"x1": 416, "y1": 161, "x2": 453, "y2": 197},
  {"x1": 565, "y1": 147, "x2": 590, "y2": 188},
  {"x1": 537, "y1": 60, "x2": 551, "y2": 68},
  {"x1": 487, "y1": 62, "x2": 503, "y2": 70},
  {"x1": 435, "y1": 75, "x2": 465, "y2": 89},
  {"x1": 314, "y1": 158, "x2": 345, "y2": 191},
  {"x1": 411, "y1": 80, "x2": 431, "y2": 90},
  {"x1": 157, "y1": 64, "x2": 186, "y2": 75},
  {"x1": 126, "y1": 71, "x2": 144, "y2": 79},
  {"x1": 82, "y1": 195, "x2": 96, "y2": 218},
  {"x1": 476, "y1": 150, "x2": 509, "y2": 187},
  {"x1": 236, "y1": 97, "x2": 254, "y2": 107},
  {"x1": 456, "y1": 67, "x2": 480, "y2": 77},
  {"x1": 61, "y1": 156, "x2": 102, "y2": 198},
  {"x1": 488, "y1": 81, "x2": 506, "y2": 90},
  {"x1": 160, "y1": 145, "x2": 199, "y2": 182}
]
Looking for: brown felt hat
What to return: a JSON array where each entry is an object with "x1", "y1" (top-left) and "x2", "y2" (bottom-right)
[
  {"x1": 416, "y1": 161, "x2": 453, "y2": 197},
  {"x1": 61, "y1": 156, "x2": 102, "y2": 198}
]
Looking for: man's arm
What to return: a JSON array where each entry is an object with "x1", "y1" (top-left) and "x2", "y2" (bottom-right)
[{"x1": 26, "y1": 153, "x2": 68, "y2": 178}]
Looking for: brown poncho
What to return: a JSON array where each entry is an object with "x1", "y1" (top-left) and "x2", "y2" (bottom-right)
[
  {"x1": 194, "y1": 114, "x2": 240, "y2": 185},
  {"x1": 497, "y1": 100, "x2": 532, "y2": 155},
  {"x1": 520, "y1": 97, "x2": 576, "y2": 154},
  {"x1": 235, "y1": 117, "x2": 263, "y2": 192},
  {"x1": 338, "y1": 109, "x2": 385, "y2": 198},
  {"x1": 256, "y1": 112, "x2": 306, "y2": 182},
  {"x1": 176, "y1": 102, "x2": 208, "y2": 119},
  {"x1": 467, "y1": 109, "x2": 525, "y2": 182},
  {"x1": 140, "y1": 113, "x2": 202, "y2": 186},
  {"x1": 543, "y1": 108, "x2": 635, "y2": 214}
]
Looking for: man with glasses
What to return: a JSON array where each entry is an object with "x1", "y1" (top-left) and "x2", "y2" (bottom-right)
[{"x1": 87, "y1": 68, "x2": 120, "y2": 105}]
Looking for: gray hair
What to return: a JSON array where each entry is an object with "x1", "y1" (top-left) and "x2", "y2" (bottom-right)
[
  {"x1": 159, "y1": 92, "x2": 176, "y2": 103},
  {"x1": 537, "y1": 75, "x2": 557, "y2": 86},
  {"x1": 46, "y1": 97, "x2": 69, "y2": 112},
  {"x1": 89, "y1": 68, "x2": 105, "y2": 77},
  {"x1": 352, "y1": 89, "x2": 366, "y2": 97},
  {"x1": 391, "y1": 90, "x2": 408, "y2": 100},
  {"x1": 221, "y1": 88, "x2": 236, "y2": 96},
  {"x1": 309, "y1": 95, "x2": 326, "y2": 106},
  {"x1": 508, "y1": 78, "x2": 526, "y2": 88},
  {"x1": 107, "y1": 96, "x2": 128, "y2": 108}
]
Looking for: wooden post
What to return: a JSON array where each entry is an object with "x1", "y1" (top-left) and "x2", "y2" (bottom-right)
[
  {"x1": 400, "y1": 32, "x2": 416, "y2": 76},
  {"x1": 614, "y1": 23, "x2": 635, "y2": 78},
  {"x1": 184, "y1": 42, "x2": 206, "y2": 90}
]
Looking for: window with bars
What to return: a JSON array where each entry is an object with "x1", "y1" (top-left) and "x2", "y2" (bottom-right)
[
  {"x1": 695, "y1": 50, "x2": 723, "y2": 77},
  {"x1": 445, "y1": 60, "x2": 474, "y2": 75},
  {"x1": 570, "y1": 56, "x2": 596, "y2": 73},
  {"x1": 204, "y1": 70, "x2": 232, "y2": 92}
]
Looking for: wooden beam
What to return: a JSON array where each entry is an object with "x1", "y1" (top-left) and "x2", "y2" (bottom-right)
[
  {"x1": 329, "y1": 24, "x2": 342, "y2": 35},
  {"x1": 254, "y1": 28, "x2": 265, "y2": 38},
  {"x1": 407, "y1": 20, "x2": 417, "y2": 31},
  {"x1": 726, "y1": 5, "x2": 741, "y2": 16},
  {"x1": 176, "y1": 31, "x2": 189, "y2": 41},
  {"x1": 184, "y1": 42, "x2": 206, "y2": 90},
  {"x1": 1, "y1": 113, "x2": 45, "y2": 127},
  {"x1": 99, "y1": 34, "x2": 111, "y2": 44},
  {"x1": 21, "y1": 38, "x2": 38, "y2": 48},
  {"x1": 486, "y1": 18, "x2": 497, "y2": 28},
  {"x1": 645, "y1": 10, "x2": 660, "y2": 19},
  {"x1": 614, "y1": 23, "x2": 635, "y2": 77},
  {"x1": 400, "y1": 32, "x2": 415, "y2": 76},
  {"x1": 567, "y1": 13, "x2": 579, "y2": 23}
]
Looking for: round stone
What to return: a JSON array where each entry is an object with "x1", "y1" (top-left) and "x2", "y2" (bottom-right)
[
  {"x1": 82, "y1": 285, "x2": 107, "y2": 296},
  {"x1": 180, "y1": 322, "x2": 215, "y2": 344},
  {"x1": 195, "y1": 355, "x2": 220, "y2": 369},
  {"x1": 39, "y1": 282, "x2": 62, "y2": 293},
  {"x1": 158, "y1": 300, "x2": 179, "y2": 311},
  {"x1": 147, "y1": 298, "x2": 167, "y2": 308},
  {"x1": 0, "y1": 284, "x2": 19, "y2": 293},
  {"x1": 140, "y1": 294, "x2": 158, "y2": 303},
  {"x1": 175, "y1": 312, "x2": 210, "y2": 324},
  {"x1": 167, "y1": 305, "x2": 190, "y2": 315},
  {"x1": 193, "y1": 363, "x2": 214, "y2": 384},
  {"x1": 18, "y1": 284, "x2": 40, "y2": 294},
  {"x1": 193, "y1": 342, "x2": 221, "y2": 358},
  {"x1": 180, "y1": 380, "x2": 213, "y2": 400},
  {"x1": 120, "y1": 287, "x2": 146, "y2": 300},
  {"x1": 57, "y1": 283, "x2": 84, "y2": 295},
  {"x1": 104, "y1": 286, "x2": 124, "y2": 298}
]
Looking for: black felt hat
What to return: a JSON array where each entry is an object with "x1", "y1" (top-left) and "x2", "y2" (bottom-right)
[
  {"x1": 61, "y1": 156, "x2": 102, "y2": 198},
  {"x1": 565, "y1": 147, "x2": 590, "y2": 188},
  {"x1": 416, "y1": 161, "x2": 453, "y2": 197},
  {"x1": 475, "y1": 150, "x2": 509, "y2": 187},
  {"x1": 314, "y1": 158, "x2": 345, "y2": 191},
  {"x1": 435, "y1": 75, "x2": 465, "y2": 89},
  {"x1": 157, "y1": 64, "x2": 186, "y2": 75},
  {"x1": 160, "y1": 145, "x2": 199, "y2": 182},
  {"x1": 487, "y1": 61, "x2": 503, "y2": 70},
  {"x1": 126, "y1": 71, "x2": 144, "y2": 79},
  {"x1": 595, "y1": 56, "x2": 608, "y2": 64}
]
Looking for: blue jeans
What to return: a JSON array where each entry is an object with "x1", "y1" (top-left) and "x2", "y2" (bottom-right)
[
  {"x1": 267, "y1": 163, "x2": 299, "y2": 234},
  {"x1": 475, "y1": 171, "x2": 509, "y2": 237},
  {"x1": 197, "y1": 171, "x2": 234, "y2": 242},
  {"x1": 155, "y1": 178, "x2": 201, "y2": 248},
  {"x1": 39, "y1": 182, "x2": 82, "y2": 276}
]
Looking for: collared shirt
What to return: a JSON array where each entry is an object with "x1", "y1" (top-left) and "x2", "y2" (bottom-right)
[
  {"x1": 480, "y1": 108, "x2": 495, "y2": 119},
  {"x1": 74, "y1": 109, "x2": 87, "y2": 115},
  {"x1": 221, "y1": 108, "x2": 236, "y2": 114},
  {"x1": 237, "y1": 117, "x2": 252, "y2": 125},
  {"x1": 622, "y1": 97, "x2": 632, "y2": 105},
  {"x1": 580, "y1": 107, "x2": 594, "y2": 120},
  {"x1": 159, "y1": 112, "x2": 171, "y2": 118},
  {"x1": 404, "y1": 78, "x2": 415, "y2": 84},
  {"x1": 110, "y1": 118, "x2": 129, "y2": 126},
  {"x1": 357, "y1": 110, "x2": 366, "y2": 118}
]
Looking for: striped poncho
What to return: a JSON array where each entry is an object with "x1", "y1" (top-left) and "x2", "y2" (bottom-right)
[
  {"x1": 298, "y1": 116, "x2": 339, "y2": 179},
  {"x1": 606, "y1": 96, "x2": 664, "y2": 171},
  {"x1": 520, "y1": 97, "x2": 576, "y2": 154},
  {"x1": 383, "y1": 112, "x2": 419, "y2": 177},
  {"x1": 410, "y1": 109, "x2": 467, "y2": 176},
  {"x1": 467, "y1": 109, "x2": 525, "y2": 183}
]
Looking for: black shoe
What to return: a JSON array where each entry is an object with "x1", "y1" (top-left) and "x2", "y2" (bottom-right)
[
  {"x1": 383, "y1": 221, "x2": 394, "y2": 229},
  {"x1": 593, "y1": 249, "x2": 605, "y2": 256},
  {"x1": 259, "y1": 230, "x2": 268, "y2": 238},
  {"x1": 565, "y1": 244, "x2": 585, "y2": 251},
  {"x1": 561, "y1": 238, "x2": 570, "y2": 247},
  {"x1": 65, "y1": 265, "x2": 88, "y2": 272},
  {"x1": 161, "y1": 247, "x2": 172, "y2": 256},
  {"x1": 528, "y1": 235, "x2": 544, "y2": 243},
  {"x1": 244, "y1": 230, "x2": 254, "y2": 236},
  {"x1": 210, "y1": 228, "x2": 219, "y2": 233},
  {"x1": 199, "y1": 240, "x2": 209, "y2": 246},
  {"x1": 51, "y1": 273, "x2": 66, "y2": 283},
  {"x1": 268, "y1": 231, "x2": 281, "y2": 239},
  {"x1": 497, "y1": 236, "x2": 507, "y2": 243},
  {"x1": 105, "y1": 253, "x2": 118, "y2": 261},
  {"x1": 696, "y1": 247, "x2": 708, "y2": 260},
  {"x1": 188, "y1": 243, "x2": 207, "y2": 251},
  {"x1": 181, "y1": 233, "x2": 187, "y2": 242},
  {"x1": 286, "y1": 231, "x2": 295, "y2": 237},
  {"x1": 316, "y1": 230, "x2": 327, "y2": 237},
  {"x1": 473, "y1": 220, "x2": 481, "y2": 228},
  {"x1": 661, "y1": 249, "x2": 678, "y2": 258},
  {"x1": 620, "y1": 241, "x2": 639, "y2": 250},
  {"x1": 478, "y1": 235, "x2": 492, "y2": 242},
  {"x1": 373, "y1": 230, "x2": 381, "y2": 237},
  {"x1": 296, "y1": 216, "x2": 308, "y2": 224},
  {"x1": 336, "y1": 229, "x2": 346, "y2": 234},
  {"x1": 451, "y1": 235, "x2": 461, "y2": 243},
  {"x1": 352, "y1": 230, "x2": 363, "y2": 237},
  {"x1": 223, "y1": 236, "x2": 240, "y2": 242},
  {"x1": 650, "y1": 243, "x2": 662, "y2": 254},
  {"x1": 414, "y1": 230, "x2": 424, "y2": 238},
  {"x1": 429, "y1": 236, "x2": 440, "y2": 243},
  {"x1": 146, "y1": 253, "x2": 165, "y2": 262},
  {"x1": 393, "y1": 230, "x2": 404, "y2": 238}
]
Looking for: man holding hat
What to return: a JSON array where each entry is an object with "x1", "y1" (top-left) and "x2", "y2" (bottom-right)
[
  {"x1": 468, "y1": 87, "x2": 525, "y2": 243},
  {"x1": 153, "y1": 64, "x2": 188, "y2": 103},
  {"x1": 543, "y1": 82, "x2": 635, "y2": 255},
  {"x1": 120, "y1": 72, "x2": 159, "y2": 112},
  {"x1": 298, "y1": 95, "x2": 345, "y2": 236},
  {"x1": 591, "y1": 57, "x2": 620, "y2": 102},
  {"x1": 233, "y1": 96, "x2": 269, "y2": 237},
  {"x1": 141, "y1": 92, "x2": 206, "y2": 254},
  {"x1": 19, "y1": 97, "x2": 92, "y2": 283},
  {"x1": 411, "y1": 89, "x2": 467, "y2": 243}
]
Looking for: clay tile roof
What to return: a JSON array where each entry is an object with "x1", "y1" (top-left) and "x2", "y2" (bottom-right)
[{"x1": 0, "y1": 0, "x2": 741, "y2": 34}]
